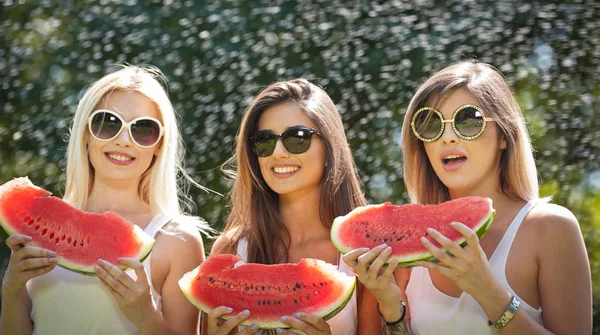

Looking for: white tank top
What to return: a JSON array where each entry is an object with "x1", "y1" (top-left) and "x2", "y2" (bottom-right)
[
  {"x1": 26, "y1": 214, "x2": 171, "y2": 335},
  {"x1": 236, "y1": 238, "x2": 358, "y2": 335},
  {"x1": 406, "y1": 201, "x2": 543, "y2": 334}
]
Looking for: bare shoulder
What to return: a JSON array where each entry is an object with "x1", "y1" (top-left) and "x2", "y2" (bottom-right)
[
  {"x1": 211, "y1": 227, "x2": 241, "y2": 255},
  {"x1": 158, "y1": 220, "x2": 205, "y2": 261},
  {"x1": 525, "y1": 202, "x2": 585, "y2": 259},
  {"x1": 526, "y1": 202, "x2": 580, "y2": 233}
]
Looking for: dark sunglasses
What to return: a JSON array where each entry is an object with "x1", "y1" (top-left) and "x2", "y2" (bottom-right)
[
  {"x1": 88, "y1": 109, "x2": 164, "y2": 148},
  {"x1": 249, "y1": 125, "x2": 321, "y2": 157},
  {"x1": 411, "y1": 104, "x2": 496, "y2": 142}
]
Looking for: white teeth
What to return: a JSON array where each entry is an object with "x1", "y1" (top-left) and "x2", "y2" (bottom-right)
[
  {"x1": 274, "y1": 166, "x2": 300, "y2": 174},
  {"x1": 444, "y1": 155, "x2": 465, "y2": 160},
  {"x1": 107, "y1": 154, "x2": 133, "y2": 162}
]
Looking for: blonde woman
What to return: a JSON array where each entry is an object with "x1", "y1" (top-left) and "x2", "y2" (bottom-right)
[
  {"x1": 344, "y1": 60, "x2": 592, "y2": 334},
  {"x1": 0, "y1": 65, "x2": 210, "y2": 334},
  {"x1": 205, "y1": 79, "x2": 388, "y2": 334}
]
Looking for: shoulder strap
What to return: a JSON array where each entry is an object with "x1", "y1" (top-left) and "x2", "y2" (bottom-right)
[{"x1": 144, "y1": 214, "x2": 172, "y2": 238}]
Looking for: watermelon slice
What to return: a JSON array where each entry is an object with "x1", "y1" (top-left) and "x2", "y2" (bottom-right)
[
  {"x1": 0, "y1": 177, "x2": 155, "y2": 275},
  {"x1": 179, "y1": 254, "x2": 356, "y2": 329},
  {"x1": 330, "y1": 196, "x2": 495, "y2": 266}
]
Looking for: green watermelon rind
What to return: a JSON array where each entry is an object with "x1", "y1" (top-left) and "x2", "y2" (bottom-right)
[
  {"x1": 395, "y1": 210, "x2": 495, "y2": 267},
  {"x1": 0, "y1": 177, "x2": 156, "y2": 276},
  {"x1": 178, "y1": 259, "x2": 357, "y2": 329},
  {"x1": 330, "y1": 198, "x2": 495, "y2": 267}
]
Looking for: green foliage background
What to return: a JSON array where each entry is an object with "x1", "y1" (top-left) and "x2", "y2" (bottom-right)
[{"x1": 1, "y1": 0, "x2": 598, "y2": 330}]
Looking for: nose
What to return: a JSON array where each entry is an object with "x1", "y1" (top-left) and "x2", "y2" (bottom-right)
[
  {"x1": 440, "y1": 121, "x2": 458, "y2": 145},
  {"x1": 114, "y1": 127, "x2": 133, "y2": 147},
  {"x1": 271, "y1": 138, "x2": 290, "y2": 158}
]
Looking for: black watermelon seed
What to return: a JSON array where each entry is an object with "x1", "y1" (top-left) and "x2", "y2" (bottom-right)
[
  {"x1": 366, "y1": 234, "x2": 370, "y2": 238},
  {"x1": 245, "y1": 287, "x2": 249, "y2": 291},
  {"x1": 261, "y1": 286, "x2": 265, "y2": 290},
  {"x1": 320, "y1": 282, "x2": 324, "y2": 286},
  {"x1": 293, "y1": 299, "x2": 298, "y2": 304},
  {"x1": 295, "y1": 283, "x2": 301, "y2": 289}
]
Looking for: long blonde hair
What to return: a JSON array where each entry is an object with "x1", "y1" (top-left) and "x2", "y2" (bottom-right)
[
  {"x1": 402, "y1": 60, "x2": 539, "y2": 204},
  {"x1": 64, "y1": 65, "x2": 212, "y2": 234},
  {"x1": 221, "y1": 79, "x2": 367, "y2": 264}
]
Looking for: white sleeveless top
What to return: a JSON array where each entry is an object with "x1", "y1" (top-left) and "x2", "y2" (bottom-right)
[
  {"x1": 26, "y1": 214, "x2": 171, "y2": 335},
  {"x1": 406, "y1": 201, "x2": 543, "y2": 334},
  {"x1": 236, "y1": 239, "x2": 358, "y2": 335}
]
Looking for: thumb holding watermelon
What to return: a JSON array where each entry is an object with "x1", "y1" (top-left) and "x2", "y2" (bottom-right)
[{"x1": 2, "y1": 234, "x2": 57, "y2": 298}]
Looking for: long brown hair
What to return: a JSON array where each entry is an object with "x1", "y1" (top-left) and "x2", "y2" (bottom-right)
[
  {"x1": 402, "y1": 60, "x2": 539, "y2": 204},
  {"x1": 220, "y1": 79, "x2": 367, "y2": 264}
]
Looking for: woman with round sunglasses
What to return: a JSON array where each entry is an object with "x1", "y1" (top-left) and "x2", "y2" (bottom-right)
[
  {"x1": 0, "y1": 65, "x2": 211, "y2": 335},
  {"x1": 204, "y1": 79, "x2": 390, "y2": 334},
  {"x1": 343, "y1": 60, "x2": 592, "y2": 334}
]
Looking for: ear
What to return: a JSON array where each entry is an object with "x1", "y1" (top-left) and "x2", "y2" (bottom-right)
[{"x1": 499, "y1": 136, "x2": 507, "y2": 150}]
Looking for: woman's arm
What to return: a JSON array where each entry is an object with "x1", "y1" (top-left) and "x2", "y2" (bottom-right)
[
  {"x1": 153, "y1": 225, "x2": 205, "y2": 335},
  {"x1": 0, "y1": 234, "x2": 57, "y2": 335},
  {"x1": 418, "y1": 204, "x2": 592, "y2": 334}
]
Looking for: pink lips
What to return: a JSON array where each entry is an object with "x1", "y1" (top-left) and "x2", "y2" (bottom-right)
[
  {"x1": 440, "y1": 149, "x2": 467, "y2": 172},
  {"x1": 105, "y1": 152, "x2": 135, "y2": 166}
]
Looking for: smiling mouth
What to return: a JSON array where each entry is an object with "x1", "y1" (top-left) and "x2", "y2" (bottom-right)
[
  {"x1": 106, "y1": 153, "x2": 135, "y2": 162},
  {"x1": 273, "y1": 166, "x2": 300, "y2": 174},
  {"x1": 443, "y1": 155, "x2": 466, "y2": 165}
]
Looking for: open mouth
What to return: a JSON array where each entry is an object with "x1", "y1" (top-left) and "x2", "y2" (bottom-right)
[
  {"x1": 443, "y1": 155, "x2": 467, "y2": 165},
  {"x1": 273, "y1": 166, "x2": 300, "y2": 174}
]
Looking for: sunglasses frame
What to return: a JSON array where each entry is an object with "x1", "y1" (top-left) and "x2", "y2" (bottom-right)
[
  {"x1": 87, "y1": 109, "x2": 165, "y2": 148},
  {"x1": 249, "y1": 125, "x2": 322, "y2": 157},
  {"x1": 411, "y1": 104, "x2": 495, "y2": 142}
]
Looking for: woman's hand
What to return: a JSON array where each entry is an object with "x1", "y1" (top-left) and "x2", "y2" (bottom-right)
[
  {"x1": 2, "y1": 234, "x2": 57, "y2": 297},
  {"x1": 416, "y1": 222, "x2": 495, "y2": 298},
  {"x1": 206, "y1": 307, "x2": 259, "y2": 335},
  {"x1": 95, "y1": 257, "x2": 157, "y2": 327},
  {"x1": 342, "y1": 245, "x2": 405, "y2": 322},
  {"x1": 342, "y1": 244, "x2": 401, "y2": 302},
  {"x1": 277, "y1": 312, "x2": 331, "y2": 334}
]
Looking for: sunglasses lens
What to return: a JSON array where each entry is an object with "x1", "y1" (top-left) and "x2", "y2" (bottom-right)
[
  {"x1": 282, "y1": 127, "x2": 313, "y2": 154},
  {"x1": 413, "y1": 109, "x2": 442, "y2": 140},
  {"x1": 90, "y1": 112, "x2": 122, "y2": 140},
  {"x1": 131, "y1": 119, "x2": 161, "y2": 146},
  {"x1": 251, "y1": 131, "x2": 277, "y2": 157},
  {"x1": 455, "y1": 107, "x2": 485, "y2": 137}
]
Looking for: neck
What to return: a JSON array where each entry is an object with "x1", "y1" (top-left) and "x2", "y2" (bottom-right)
[
  {"x1": 85, "y1": 176, "x2": 151, "y2": 216},
  {"x1": 278, "y1": 186, "x2": 329, "y2": 247}
]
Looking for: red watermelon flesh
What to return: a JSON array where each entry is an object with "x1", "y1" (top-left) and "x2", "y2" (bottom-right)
[
  {"x1": 179, "y1": 254, "x2": 356, "y2": 329},
  {"x1": 330, "y1": 197, "x2": 495, "y2": 266},
  {"x1": 0, "y1": 177, "x2": 155, "y2": 274}
]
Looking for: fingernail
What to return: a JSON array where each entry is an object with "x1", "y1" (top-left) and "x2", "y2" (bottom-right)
[
  {"x1": 49, "y1": 258, "x2": 57, "y2": 263},
  {"x1": 295, "y1": 312, "x2": 301, "y2": 318},
  {"x1": 427, "y1": 228, "x2": 434, "y2": 233},
  {"x1": 421, "y1": 237, "x2": 429, "y2": 243},
  {"x1": 380, "y1": 244, "x2": 388, "y2": 248},
  {"x1": 243, "y1": 309, "x2": 250, "y2": 316},
  {"x1": 251, "y1": 324, "x2": 259, "y2": 330},
  {"x1": 94, "y1": 265, "x2": 103, "y2": 272},
  {"x1": 97, "y1": 259, "x2": 105, "y2": 265},
  {"x1": 276, "y1": 329, "x2": 283, "y2": 334},
  {"x1": 226, "y1": 307, "x2": 233, "y2": 312},
  {"x1": 385, "y1": 246, "x2": 392, "y2": 252},
  {"x1": 280, "y1": 316, "x2": 287, "y2": 321},
  {"x1": 48, "y1": 251, "x2": 57, "y2": 256}
]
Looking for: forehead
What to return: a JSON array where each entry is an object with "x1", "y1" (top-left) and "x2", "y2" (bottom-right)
[
  {"x1": 426, "y1": 88, "x2": 481, "y2": 117},
  {"x1": 96, "y1": 90, "x2": 160, "y2": 121},
  {"x1": 257, "y1": 102, "x2": 318, "y2": 132}
]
